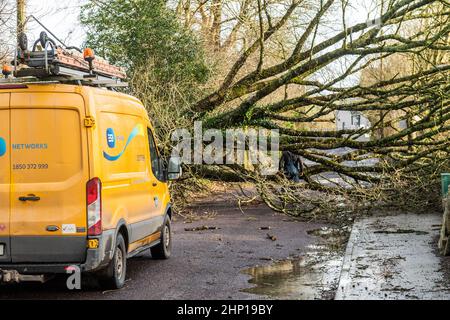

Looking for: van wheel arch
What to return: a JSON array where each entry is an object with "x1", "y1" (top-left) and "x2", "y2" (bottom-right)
[
  {"x1": 115, "y1": 221, "x2": 130, "y2": 253},
  {"x1": 166, "y1": 206, "x2": 172, "y2": 221},
  {"x1": 151, "y1": 214, "x2": 172, "y2": 259}
]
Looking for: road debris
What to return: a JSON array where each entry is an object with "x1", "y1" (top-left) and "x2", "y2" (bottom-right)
[
  {"x1": 259, "y1": 257, "x2": 274, "y2": 261},
  {"x1": 266, "y1": 234, "x2": 277, "y2": 241},
  {"x1": 184, "y1": 225, "x2": 220, "y2": 232},
  {"x1": 373, "y1": 229, "x2": 429, "y2": 235}
]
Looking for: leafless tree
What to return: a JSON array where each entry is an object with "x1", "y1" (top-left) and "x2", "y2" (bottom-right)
[{"x1": 0, "y1": 0, "x2": 16, "y2": 64}]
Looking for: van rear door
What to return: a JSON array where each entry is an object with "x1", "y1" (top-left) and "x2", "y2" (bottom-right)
[
  {"x1": 9, "y1": 92, "x2": 89, "y2": 263},
  {"x1": 0, "y1": 93, "x2": 11, "y2": 263}
]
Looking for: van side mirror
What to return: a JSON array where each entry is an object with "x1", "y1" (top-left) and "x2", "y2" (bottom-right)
[{"x1": 168, "y1": 156, "x2": 182, "y2": 181}]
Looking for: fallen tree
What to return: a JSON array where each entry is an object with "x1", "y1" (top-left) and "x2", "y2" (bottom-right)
[{"x1": 83, "y1": 0, "x2": 450, "y2": 219}]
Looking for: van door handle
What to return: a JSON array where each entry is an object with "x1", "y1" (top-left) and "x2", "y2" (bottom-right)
[{"x1": 19, "y1": 195, "x2": 41, "y2": 202}]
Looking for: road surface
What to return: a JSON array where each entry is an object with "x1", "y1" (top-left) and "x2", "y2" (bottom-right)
[{"x1": 0, "y1": 200, "x2": 337, "y2": 300}]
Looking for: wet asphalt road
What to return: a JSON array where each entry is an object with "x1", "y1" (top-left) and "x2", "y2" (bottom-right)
[{"x1": 0, "y1": 201, "x2": 328, "y2": 300}]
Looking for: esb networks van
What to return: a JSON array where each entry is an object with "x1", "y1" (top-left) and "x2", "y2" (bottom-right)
[{"x1": 0, "y1": 83, "x2": 181, "y2": 289}]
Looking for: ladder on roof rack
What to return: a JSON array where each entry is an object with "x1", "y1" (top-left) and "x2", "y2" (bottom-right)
[
  {"x1": 14, "y1": 46, "x2": 127, "y2": 81},
  {"x1": 5, "y1": 16, "x2": 128, "y2": 88}
]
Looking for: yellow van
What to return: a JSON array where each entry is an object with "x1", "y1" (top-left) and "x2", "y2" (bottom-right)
[{"x1": 0, "y1": 83, "x2": 181, "y2": 289}]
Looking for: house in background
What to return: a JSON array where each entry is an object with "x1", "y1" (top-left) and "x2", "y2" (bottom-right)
[{"x1": 335, "y1": 110, "x2": 371, "y2": 141}]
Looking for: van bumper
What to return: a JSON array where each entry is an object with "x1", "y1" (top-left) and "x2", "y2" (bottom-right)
[{"x1": 0, "y1": 230, "x2": 115, "y2": 275}]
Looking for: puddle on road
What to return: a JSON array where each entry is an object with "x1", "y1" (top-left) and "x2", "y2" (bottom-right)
[{"x1": 241, "y1": 243, "x2": 344, "y2": 300}]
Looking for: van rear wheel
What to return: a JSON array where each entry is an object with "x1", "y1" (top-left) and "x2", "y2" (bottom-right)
[
  {"x1": 151, "y1": 216, "x2": 172, "y2": 259},
  {"x1": 98, "y1": 233, "x2": 127, "y2": 290}
]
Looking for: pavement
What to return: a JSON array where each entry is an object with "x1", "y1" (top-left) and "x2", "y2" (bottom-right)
[
  {"x1": 335, "y1": 212, "x2": 450, "y2": 300},
  {"x1": 0, "y1": 201, "x2": 336, "y2": 300}
]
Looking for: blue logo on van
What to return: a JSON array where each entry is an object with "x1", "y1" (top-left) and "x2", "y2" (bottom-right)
[
  {"x1": 103, "y1": 124, "x2": 145, "y2": 162},
  {"x1": 107, "y1": 128, "x2": 116, "y2": 148},
  {"x1": 0, "y1": 137, "x2": 6, "y2": 157}
]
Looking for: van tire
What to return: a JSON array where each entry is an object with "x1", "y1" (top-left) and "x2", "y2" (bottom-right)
[
  {"x1": 151, "y1": 216, "x2": 172, "y2": 259},
  {"x1": 98, "y1": 233, "x2": 127, "y2": 290}
]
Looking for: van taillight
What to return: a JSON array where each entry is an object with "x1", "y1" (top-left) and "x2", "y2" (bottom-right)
[{"x1": 87, "y1": 177, "x2": 102, "y2": 236}]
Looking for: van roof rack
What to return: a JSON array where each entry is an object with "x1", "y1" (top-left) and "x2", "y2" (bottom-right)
[
  {"x1": 0, "y1": 75, "x2": 128, "y2": 89},
  {"x1": 2, "y1": 16, "x2": 128, "y2": 89}
]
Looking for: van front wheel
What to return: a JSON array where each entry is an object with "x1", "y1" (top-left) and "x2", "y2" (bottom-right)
[
  {"x1": 98, "y1": 233, "x2": 127, "y2": 289},
  {"x1": 151, "y1": 217, "x2": 172, "y2": 259}
]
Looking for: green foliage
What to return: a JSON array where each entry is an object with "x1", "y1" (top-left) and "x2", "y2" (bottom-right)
[
  {"x1": 80, "y1": 0, "x2": 209, "y2": 88},
  {"x1": 80, "y1": 0, "x2": 212, "y2": 156},
  {"x1": 81, "y1": 0, "x2": 211, "y2": 207}
]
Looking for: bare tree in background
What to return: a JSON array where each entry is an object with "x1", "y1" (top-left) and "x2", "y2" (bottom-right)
[{"x1": 0, "y1": 1, "x2": 15, "y2": 64}]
